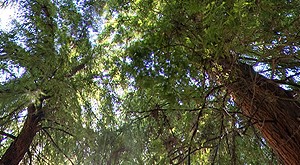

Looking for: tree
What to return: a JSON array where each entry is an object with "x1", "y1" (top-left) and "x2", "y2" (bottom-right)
[
  {"x1": 102, "y1": 0, "x2": 300, "y2": 164},
  {"x1": 0, "y1": 0, "x2": 300, "y2": 164},
  {"x1": 0, "y1": 1, "x2": 122, "y2": 164}
]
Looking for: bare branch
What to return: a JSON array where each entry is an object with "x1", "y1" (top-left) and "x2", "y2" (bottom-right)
[
  {"x1": 0, "y1": 131, "x2": 16, "y2": 139},
  {"x1": 42, "y1": 127, "x2": 74, "y2": 137}
]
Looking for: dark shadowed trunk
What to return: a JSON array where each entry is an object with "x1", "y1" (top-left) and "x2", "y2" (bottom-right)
[
  {"x1": 0, "y1": 104, "x2": 42, "y2": 165},
  {"x1": 225, "y1": 62, "x2": 300, "y2": 165}
]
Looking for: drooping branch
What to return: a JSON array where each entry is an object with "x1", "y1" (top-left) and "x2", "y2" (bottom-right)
[{"x1": 42, "y1": 129, "x2": 74, "y2": 165}]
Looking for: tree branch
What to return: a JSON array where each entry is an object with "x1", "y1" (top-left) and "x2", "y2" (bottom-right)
[
  {"x1": 65, "y1": 63, "x2": 86, "y2": 78},
  {"x1": 0, "y1": 104, "x2": 41, "y2": 165},
  {"x1": 42, "y1": 128, "x2": 74, "y2": 165},
  {"x1": 0, "y1": 131, "x2": 16, "y2": 139}
]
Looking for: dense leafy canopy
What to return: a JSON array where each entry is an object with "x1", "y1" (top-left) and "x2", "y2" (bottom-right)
[{"x1": 1, "y1": 0, "x2": 300, "y2": 164}]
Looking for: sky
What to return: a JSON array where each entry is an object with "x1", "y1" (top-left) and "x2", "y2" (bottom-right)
[
  {"x1": 0, "y1": 6, "x2": 16, "y2": 30},
  {"x1": 0, "y1": 6, "x2": 24, "y2": 83}
]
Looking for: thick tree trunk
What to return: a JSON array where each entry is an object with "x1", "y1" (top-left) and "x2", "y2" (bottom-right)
[
  {"x1": 0, "y1": 104, "x2": 41, "y2": 165},
  {"x1": 226, "y1": 62, "x2": 300, "y2": 165}
]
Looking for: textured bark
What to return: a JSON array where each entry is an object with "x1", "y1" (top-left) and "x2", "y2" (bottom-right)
[
  {"x1": 0, "y1": 104, "x2": 41, "y2": 165},
  {"x1": 226, "y1": 62, "x2": 300, "y2": 165}
]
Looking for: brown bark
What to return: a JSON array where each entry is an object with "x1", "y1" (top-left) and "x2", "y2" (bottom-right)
[
  {"x1": 225, "y1": 62, "x2": 300, "y2": 165},
  {"x1": 0, "y1": 104, "x2": 41, "y2": 165}
]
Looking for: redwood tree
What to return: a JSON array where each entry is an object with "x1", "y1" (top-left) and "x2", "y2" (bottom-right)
[
  {"x1": 0, "y1": 1, "x2": 120, "y2": 164},
  {"x1": 225, "y1": 62, "x2": 300, "y2": 164},
  {"x1": 1, "y1": 0, "x2": 300, "y2": 164},
  {"x1": 102, "y1": 0, "x2": 300, "y2": 164}
]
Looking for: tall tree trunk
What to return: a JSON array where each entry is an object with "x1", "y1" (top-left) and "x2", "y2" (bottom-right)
[
  {"x1": 225, "y1": 62, "x2": 300, "y2": 164},
  {"x1": 0, "y1": 104, "x2": 41, "y2": 165}
]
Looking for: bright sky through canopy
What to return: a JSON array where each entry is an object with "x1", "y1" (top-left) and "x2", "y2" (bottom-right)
[
  {"x1": 0, "y1": 6, "x2": 24, "y2": 83},
  {"x1": 0, "y1": 6, "x2": 16, "y2": 30}
]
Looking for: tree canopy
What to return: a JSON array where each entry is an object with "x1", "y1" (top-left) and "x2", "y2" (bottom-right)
[{"x1": 1, "y1": 0, "x2": 300, "y2": 164}]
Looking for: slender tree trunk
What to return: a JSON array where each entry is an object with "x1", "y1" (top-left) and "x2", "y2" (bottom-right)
[
  {"x1": 0, "y1": 104, "x2": 41, "y2": 165},
  {"x1": 225, "y1": 62, "x2": 300, "y2": 165}
]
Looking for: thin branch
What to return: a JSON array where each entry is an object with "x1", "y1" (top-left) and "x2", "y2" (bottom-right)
[
  {"x1": 211, "y1": 114, "x2": 225, "y2": 164},
  {"x1": 42, "y1": 129, "x2": 75, "y2": 165},
  {"x1": 175, "y1": 145, "x2": 215, "y2": 165},
  {"x1": 283, "y1": 72, "x2": 300, "y2": 81},
  {"x1": 188, "y1": 108, "x2": 203, "y2": 164},
  {"x1": 0, "y1": 102, "x2": 27, "y2": 121},
  {"x1": 127, "y1": 108, "x2": 202, "y2": 114},
  {"x1": 35, "y1": 150, "x2": 54, "y2": 165},
  {"x1": 42, "y1": 126, "x2": 74, "y2": 137},
  {"x1": 273, "y1": 79, "x2": 300, "y2": 88},
  {"x1": 27, "y1": 149, "x2": 33, "y2": 165},
  {"x1": 0, "y1": 131, "x2": 16, "y2": 139}
]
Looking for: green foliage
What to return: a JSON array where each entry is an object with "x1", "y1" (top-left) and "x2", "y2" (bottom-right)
[
  {"x1": 1, "y1": 0, "x2": 300, "y2": 164},
  {"x1": 0, "y1": 0, "x2": 116, "y2": 164},
  {"x1": 101, "y1": 0, "x2": 300, "y2": 164}
]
